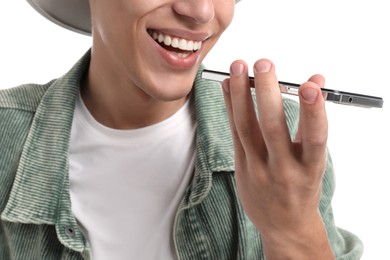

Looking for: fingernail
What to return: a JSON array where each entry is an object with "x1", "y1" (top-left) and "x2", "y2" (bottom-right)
[
  {"x1": 230, "y1": 62, "x2": 244, "y2": 76},
  {"x1": 254, "y1": 60, "x2": 271, "y2": 73},
  {"x1": 301, "y1": 88, "x2": 319, "y2": 102}
]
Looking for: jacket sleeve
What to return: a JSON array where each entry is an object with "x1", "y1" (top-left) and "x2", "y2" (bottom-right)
[
  {"x1": 282, "y1": 98, "x2": 364, "y2": 259},
  {"x1": 320, "y1": 151, "x2": 364, "y2": 259}
]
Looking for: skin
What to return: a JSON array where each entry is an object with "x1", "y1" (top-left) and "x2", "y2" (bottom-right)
[
  {"x1": 223, "y1": 60, "x2": 335, "y2": 259},
  {"x1": 84, "y1": 0, "x2": 234, "y2": 129},
  {"x1": 84, "y1": 0, "x2": 335, "y2": 258}
]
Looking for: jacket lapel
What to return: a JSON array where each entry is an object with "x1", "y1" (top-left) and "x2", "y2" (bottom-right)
[{"x1": 2, "y1": 51, "x2": 90, "y2": 226}]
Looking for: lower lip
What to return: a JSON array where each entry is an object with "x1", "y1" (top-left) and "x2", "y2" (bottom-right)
[{"x1": 148, "y1": 35, "x2": 201, "y2": 69}]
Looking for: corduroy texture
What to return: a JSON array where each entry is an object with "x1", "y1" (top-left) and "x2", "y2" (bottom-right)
[{"x1": 0, "y1": 50, "x2": 363, "y2": 259}]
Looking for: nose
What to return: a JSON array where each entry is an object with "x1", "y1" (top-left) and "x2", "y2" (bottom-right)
[{"x1": 173, "y1": 0, "x2": 215, "y2": 24}]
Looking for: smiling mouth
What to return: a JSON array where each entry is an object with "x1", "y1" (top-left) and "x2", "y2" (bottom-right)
[{"x1": 148, "y1": 29, "x2": 203, "y2": 58}]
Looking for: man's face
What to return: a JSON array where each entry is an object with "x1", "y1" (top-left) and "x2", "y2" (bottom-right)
[{"x1": 89, "y1": 0, "x2": 235, "y2": 101}]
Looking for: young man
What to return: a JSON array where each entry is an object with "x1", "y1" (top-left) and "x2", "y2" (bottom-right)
[{"x1": 0, "y1": 0, "x2": 363, "y2": 259}]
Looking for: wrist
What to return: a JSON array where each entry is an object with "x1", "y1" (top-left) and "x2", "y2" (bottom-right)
[{"x1": 259, "y1": 212, "x2": 335, "y2": 260}]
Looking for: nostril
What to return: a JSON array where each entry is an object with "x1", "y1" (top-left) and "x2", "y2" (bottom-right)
[{"x1": 172, "y1": 0, "x2": 215, "y2": 24}]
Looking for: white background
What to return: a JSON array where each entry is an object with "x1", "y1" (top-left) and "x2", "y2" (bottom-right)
[{"x1": 0, "y1": 0, "x2": 389, "y2": 259}]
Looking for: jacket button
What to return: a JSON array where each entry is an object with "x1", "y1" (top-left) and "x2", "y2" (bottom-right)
[{"x1": 65, "y1": 226, "x2": 75, "y2": 237}]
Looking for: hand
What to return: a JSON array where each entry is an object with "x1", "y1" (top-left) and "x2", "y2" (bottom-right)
[{"x1": 222, "y1": 59, "x2": 335, "y2": 259}]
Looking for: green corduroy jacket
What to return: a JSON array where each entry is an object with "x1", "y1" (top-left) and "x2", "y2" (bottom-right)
[{"x1": 0, "y1": 50, "x2": 363, "y2": 259}]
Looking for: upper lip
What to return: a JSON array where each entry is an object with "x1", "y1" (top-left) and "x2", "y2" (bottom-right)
[{"x1": 147, "y1": 28, "x2": 211, "y2": 42}]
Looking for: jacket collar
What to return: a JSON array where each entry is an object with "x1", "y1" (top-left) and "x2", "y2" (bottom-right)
[
  {"x1": 1, "y1": 50, "x2": 91, "y2": 251},
  {"x1": 180, "y1": 68, "x2": 235, "y2": 208},
  {"x1": 193, "y1": 67, "x2": 234, "y2": 173},
  {"x1": 2, "y1": 50, "x2": 234, "y2": 248}
]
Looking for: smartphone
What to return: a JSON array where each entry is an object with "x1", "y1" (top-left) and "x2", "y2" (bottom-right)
[{"x1": 201, "y1": 69, "x2": 384, "y2": 108}]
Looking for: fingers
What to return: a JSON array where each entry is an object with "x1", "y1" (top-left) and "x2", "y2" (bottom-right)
[
  {"x1": 222, "y1": 60, "x2": 265, "y2": 159},
  {"x1": 223, "y1": 58, "x2": 328, "y2": 171},
  {"x1": 307, "y1": 74, "x2": 325, "y2": 87},
  {"x1": 294, "y1": 74, "x2": 325, "y2": 142},
  {"x1": 253, "y1": 59, "x2": 292, "y2": 160},
  {"x1": 297, "y1": 76, "x2": 328, "y2": 168},
  {"x1": 222, "y1": 78, "x2": 246, "y2": 159}
]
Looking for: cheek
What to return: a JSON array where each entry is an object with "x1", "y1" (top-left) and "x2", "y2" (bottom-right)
[
  {"x1": 93, "y1": 11, "x2": 140, "y2": 66},
  {"x1": 215, "y1": 0, "x2": 235, "y2": 29},
  {"x1": 92, "y1": 1, "x2": 136, "y2": 43}
]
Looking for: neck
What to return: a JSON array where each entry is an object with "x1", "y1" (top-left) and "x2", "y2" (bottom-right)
[{"x1": 81, "y1": 49, "x2": 188, "y2": 130}]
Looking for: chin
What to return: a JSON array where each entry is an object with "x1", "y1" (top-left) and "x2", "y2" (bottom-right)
[
  {"x1": 144, "y1": 71, "x2": 197, "y2": 102},
  {"x1": 152, "y1": 86, "x2": 193, "y2": 102}
]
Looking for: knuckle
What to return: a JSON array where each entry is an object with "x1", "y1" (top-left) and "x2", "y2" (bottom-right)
[
  {"x1": 306, "y1": 135, "x2": 327, "y2": 147},
  {"x1": 230, "y1": 127, "x2": 241, "y2": 142},
  {"x1": 236, "y1": 120, "x2": 259, "y2": 140},
  {"x1": 236, "y1": 125, "x2": 253, "y2": 140},
  {"x1": 238, "y1": 128, "x2": 252, "y2": 139},
  {"x1": 262, "y1": 120, "x2": 285, "y2": 138}
]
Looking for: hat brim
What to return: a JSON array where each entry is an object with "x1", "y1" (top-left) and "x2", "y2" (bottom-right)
[
  {"x1": 27, "y1": 0, "x2": 240, "y2": 36},
  {"x1": 27, "y1": 0, "x2": 91, "y2": 35}
]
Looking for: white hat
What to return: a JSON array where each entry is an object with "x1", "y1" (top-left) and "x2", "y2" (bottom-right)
[{"x1": 26, "y1": 0, "x2": 241, "y2": 36}]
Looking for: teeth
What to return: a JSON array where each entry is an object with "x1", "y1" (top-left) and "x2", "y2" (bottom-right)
[
  {"x1": 175, "y1": 52, "x2": 190, "y2": 58},
  {"x1": 163, "y1": 35, "x2": 171, "y2": 46},
  {"x1": 151, "y1": 31, "x2": 202, "y2": 52},
  {"x1": 171, "y1": 38, "x2": 179, "y2": 48}
]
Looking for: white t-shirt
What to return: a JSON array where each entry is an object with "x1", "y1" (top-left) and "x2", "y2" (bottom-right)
[{"x1": 69, "y1": 93, "x2": 196, "y2": 260}]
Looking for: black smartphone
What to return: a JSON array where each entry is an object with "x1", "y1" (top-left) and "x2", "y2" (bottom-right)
[{"x1": 201, "y1": 69, "x2": 384, "y2": 108}]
